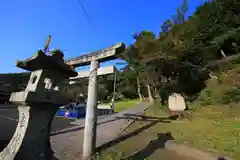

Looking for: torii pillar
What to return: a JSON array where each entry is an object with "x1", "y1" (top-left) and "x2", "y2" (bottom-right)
[{"x1": 65, "y1": 42, "x2": 125, "y2": 160}]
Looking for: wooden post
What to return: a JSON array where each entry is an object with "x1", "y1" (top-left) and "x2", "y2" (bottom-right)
[{"x1": 82, "y1": 60, "x2": 99, "y2": 160}]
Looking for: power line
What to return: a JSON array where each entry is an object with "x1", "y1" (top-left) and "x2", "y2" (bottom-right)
[{"x1": 77, "y1": 0, "x2": 101, "y2": 46}]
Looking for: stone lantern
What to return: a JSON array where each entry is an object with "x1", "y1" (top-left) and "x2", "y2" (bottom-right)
[{"x1": 0, "y1": 49, "x2": 77, "y2": 160}]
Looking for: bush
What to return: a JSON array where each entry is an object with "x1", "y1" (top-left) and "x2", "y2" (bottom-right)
[
  {"x1": 197, "y1": 89, "x2": 215, "y2": 105},
  {"x1": 223, "y1": 85, "x2": 240, "y2": 104},
  {"x1": 197, "y1": 83, "x2": 240, "y2": 105}
]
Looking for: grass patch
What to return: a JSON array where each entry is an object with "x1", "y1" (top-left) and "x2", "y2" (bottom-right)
[
  {"x1": 97, "y1": 103, "x2": 240, "y2": 160},
  {"x1": 146, "y1": 104, "x2": 240, "y2": 159},
  {"x1": 102, "y1": 99, "x2": 139, "y2": 112},
  {"x1": 113, "y1": 99, "x2": 139, "y2": 112}
]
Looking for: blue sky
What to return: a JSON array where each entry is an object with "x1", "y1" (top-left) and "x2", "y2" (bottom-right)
[{"x1": 0, "y1": 0, "x2": 203, "y2": 73}]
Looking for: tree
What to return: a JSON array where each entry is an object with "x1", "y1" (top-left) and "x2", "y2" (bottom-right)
[
  {"x1": 117, "y1": 66, "x2": 139, "y2": 99},
  {"x1": 133, "y1": 31, "x2": 158, "y2": 103},
  {"x1": 118, "y1": 45, "x2": 145, "y2": 101},
  {"x1": 172, "y1": 0, "x2": 188, "y2": 25}
]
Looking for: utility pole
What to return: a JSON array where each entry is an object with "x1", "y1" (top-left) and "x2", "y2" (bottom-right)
[
  {"x1": 111, "y1": 68, "x2": 117, "y2": 108},
  {"x1": 82, "y1": 60, "x2": 99, "y2": 160}
]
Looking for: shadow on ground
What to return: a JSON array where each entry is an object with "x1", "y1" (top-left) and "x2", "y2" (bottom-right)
[
  {"x1": 50, "y1": 113, "x2": 171, "y2": 136},
  {"x1": 50, "y1": 118, "x2": 118, "y2": 136},
  {"x1": 51, "y1": 118, "x2": 77, "y2": 132},
  {"x1": 121, "y1": 132, "x2": 174, "y2": 160},
  {"x1": 0, "y1": 139, "x2": 60, "y2": 160},
  {"x1": 95, "y1": 114, "x2": 230, "y2": 160},
  {"x1": 96, "y1": 114, "x2": 171, "y2": 153},
  {"x1": 50, "y1": 113, "x2": 117, "y2": 136}
]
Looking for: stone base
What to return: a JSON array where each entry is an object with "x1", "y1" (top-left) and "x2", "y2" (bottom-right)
[
  {"x1": 168, "y1": 110, "x2": 191, "y2": 120},
  {"x1": 0, "y1": 105, "x2": 57, "y2": 160},
  {"x1": 97, "y1": 109, "x2": 114, "y2": 115}
]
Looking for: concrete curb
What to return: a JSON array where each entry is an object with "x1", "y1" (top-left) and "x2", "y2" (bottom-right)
[
  {"x1": 50, "y1": 125, "x2": 84, "y2": 136},
  {"x1": 118, "y1": 102, "x2": 150, "y2": 135},
  {"x1": 51, "y1": 113, "x2": 117, "y2": 135},
  {"x1": 97, "y1": 108, "x2": 114, "y2": 115}
]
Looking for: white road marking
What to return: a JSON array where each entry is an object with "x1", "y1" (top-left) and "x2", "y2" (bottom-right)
[
  {"x1": 0, "y1": 109, "x2": 12, "y2": 111},
  {"x1": 0, "y1": 116, "x2": 18, "y2": 121}
]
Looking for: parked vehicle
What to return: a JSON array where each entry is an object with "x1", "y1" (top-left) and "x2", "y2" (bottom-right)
[{"x1": 56, "y1": 102, "x2": 86, "y2": 119}]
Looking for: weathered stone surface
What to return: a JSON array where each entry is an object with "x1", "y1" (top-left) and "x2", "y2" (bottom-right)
[
  {"x1": 49, "y1": 49, "x2": 64, "y2": 59},
  {"x1": 0, "y1": 106, "x2": 57, "y2": 160},
  {"x1": 168, "y1": 93, "x2": 186, "y2": 112},
  {"x1": 0, "y1": 49, "x2": 76, "y2": 160},
  {"x1": 8, "y1": 69, "x2": 71, "y2": 106},
  {"x1": 9, "y1": 91, "x2": 69, "y2": 106},
  {"x1": 15, "y1": 50, "x2": 77, "y2": 78},
  {"x1": 65, "y1": 42, "x2": 125, "y2": 67}
]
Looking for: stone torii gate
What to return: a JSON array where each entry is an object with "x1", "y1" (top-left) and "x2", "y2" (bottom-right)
[
  {"x1": 0, "y1": 41, "x2": 125, "y2": 160},
  {"x1": 65, "y1": 42, "x2": 125, "y2": 160},
  {"x1": 65, "y1": 42, "x2": 125, "y2": 68},
  {"x1": 69, "y1": 65, "x2": 118, "y2": 111}
]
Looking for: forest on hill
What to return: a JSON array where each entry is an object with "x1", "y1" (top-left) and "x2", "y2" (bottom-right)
[
  {"x1": 114, "y1": 0, "x2": 240, "y2": 105},
  {"x1": 98, "y1": 1, "x2": 240, "y2": 158}
]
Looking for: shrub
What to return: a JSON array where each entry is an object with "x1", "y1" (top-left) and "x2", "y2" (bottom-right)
[
  {"x1": 197, "y1": 89, "x2": 215, "y2": 105},
  {"x1": 222, "y1": 85, "x2": 240, "y2": 104}
]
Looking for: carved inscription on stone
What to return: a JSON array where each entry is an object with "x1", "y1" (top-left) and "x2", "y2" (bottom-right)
[
  {"x1": 9, "y1": 107, "x2": 29, "y2": 155},
  {"x1": 0, "y1": 107, "x2": 30, "y2": 160}
]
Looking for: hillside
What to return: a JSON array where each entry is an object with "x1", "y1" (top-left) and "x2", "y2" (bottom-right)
[
  {"x1": 98, "y1": 63, "x2": 240, "y2": 160},
  {"x1": 0, "y1": 72, "x2": 30, "y2": 90},
  {"x1": 197, "y1": 62, "x2": 240, "y2": 106}
]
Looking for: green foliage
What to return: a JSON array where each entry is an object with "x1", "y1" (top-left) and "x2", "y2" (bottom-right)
[
  {"x1": 223, "y1": 85, "x2": 240, "y2": 104},
  {"x1": 118, "y1": 0, "x2": 240, "y2": 105},
  {"x1": 197, "y1": 89, "x2": 215, "y2": 105},
  {"x1": 196, "y1": 63, "x2": 240, "y2": 106},
  {"x1": 116, "y1": 66, "x2": 138, "y2": 99}
]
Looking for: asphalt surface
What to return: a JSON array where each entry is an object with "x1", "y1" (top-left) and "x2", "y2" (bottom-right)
[
  {"x1": 0, "y1": 105, "x2": 113, "y2": 151},
  {"x1": 0, "y1": 104, "x2": 146, "y2": 156},
  {"x1": 0, "y1": 106, "x2": 85, "y2": 151}
]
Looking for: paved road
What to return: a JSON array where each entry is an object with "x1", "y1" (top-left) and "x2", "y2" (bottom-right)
[
  {"x1": 0, "y1": 106, "x2": 113, "y2": 151},
  {"x1": 51, "y1": 102, "x2": 150, "y2": 159},
  {"x1": 0, "y1": 107, "x2": 80, "y2": 150}
]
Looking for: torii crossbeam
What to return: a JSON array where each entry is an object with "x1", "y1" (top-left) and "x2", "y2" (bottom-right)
[{"x1": 65, "y1": 42, "x2": 125, "y2": 68}]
